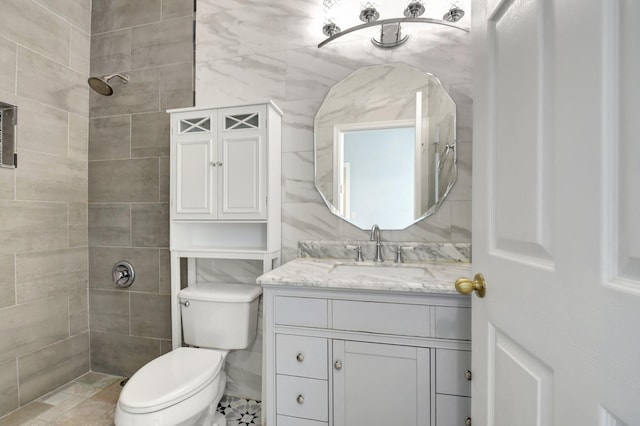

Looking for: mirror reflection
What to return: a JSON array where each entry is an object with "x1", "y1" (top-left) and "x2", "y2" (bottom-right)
[{"x1": 314, "y1": 63, "x2": 457, "y2": 230}]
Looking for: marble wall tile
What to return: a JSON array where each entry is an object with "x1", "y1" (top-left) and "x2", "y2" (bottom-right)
[
  {"x1": 34, "y1": 0, "x2": 92, "y2": 33},
  {"x1": 197, "y1": 0, "x2": 246, "y2": 15},
  {"x1": 0, "y1": 201, "x2": 68, "y2": 255},
  {"x1": 90, "y1": 29, "x2": 132, "y2": 76},
  {"x1": 451, "y1": 201, "x2": 472, "y2": 243},
  {"x1": 89, "y1": 247, "x2": 159, "y2": 293},
  {"x1": 0, "y1": 0, "x2": 70, "y2": 64},
  {"x1": 69, "y1": 202, "x2": 88, "y2": 247},
  {"x1": 69, "y1": 288, "x2": 89, "y2": 336},
  {"x1": 160, "y1": 62, "x2": 194, "y2": 111},
  {"x1": 0, "y1": 255, "x2": 15, "y2": 309},
  {"x1": 282, "y1": 151, "x2": 319, "y2": 204},
  {"x1": 449, "y1": 84, "x2": 473, "y2": 143},
  {"x1": 195, "y1": 259, "x2": 263, "y2": 283},
  {"x1": 16, "y1": 47, "x2": 87, "y2": 117},
  {"x1": 0, "y1": 36, "x2": 17, "y2": 95},
  {"x1": 163, "y1": 0, "x2": 195, "y2": 20},
  {"x1": 15, "y1": 248, "x2": 88, "y2": 303},
  {"x1": 89, "y1": 68, "x2": 160, "y2": 118},
  {"x1": 91, "y1": 0, "x2": 161, "y2": 34},
  {"x1": 89, "y1": 115, "x2": 131, "y2": 161},
  {"x1": 69, "y1": 114, "x2": 89, "y2": 161},
  {"x1": 130, "y1": 293, "x2": 171, "y2": 339},
  {"x1": 0, "y1": 296, "x2": 68, "y2": 364},
  {"x1": 18, "y1": 333, "x2": 90, "y2": 404},
  {"x1": 70, "y1": 27, "x2": 91, "y2": 74},
  {"x1": 131, "y1": 17, "x2": 194, "y2": 69},
  {"x1": 448, "y1": 142, "x2": 472, "y2": 202},
  {"x1": 89, "y1": 158, "x2": 159, "y2": 203},
  {"x1": 278, "y1": 99, "x2": 318, "y2": 153},
  {"x1": 90, "y1": 331, "x2": 161, "y2": 377},
  {"x1": 387, "y1": 201, "x2": 452, "y2": 242},
  {"x1": 196, "y1": 53, "x2": 286, "y2": 106},
  {"x1": 89, "y1": 289, "x2": 130, "y2": 334},
  {"x1": 131, "y1": 203, "x2": 169, "y2": 248},
  {"x1": 18, "y1": 99, "x2": 69, "y2": 157},
  {"x1": 16, "y1": 152, "x2": 87, "y2": 203},
  {"x1": 0, "y1": 359, "x2": 18, "y2": 417},
  {"x1": 131, "y1": 112, "x2": 170, "y2": 158},
  {"x1": 196, "y1": 11, "x2": 239, "y2": 62},
  {"x1": 88, "y1": 204, "x2": 131, "y2": 247}
]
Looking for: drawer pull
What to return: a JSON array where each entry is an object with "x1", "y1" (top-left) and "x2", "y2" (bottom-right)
[
  {"x1": 465, "y1": 417, "x2": 472, "y2": 426},
  {"x1": 296, "y1": 394, "x2": 305, "y2": 405},
  {"x1": 296, "y1": 352, "x2": 305, "y2": 362},
  {"x1": 334, "y1": 360, "x2": 343, "y2": 370},
  {"x1": 465, "y1": 370, "x2": 472, "y2": 380}
]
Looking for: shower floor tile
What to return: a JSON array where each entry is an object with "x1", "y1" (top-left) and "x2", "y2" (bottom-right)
[{"x1": 0, "y1": 372, "x2": 262, "y2": 426}]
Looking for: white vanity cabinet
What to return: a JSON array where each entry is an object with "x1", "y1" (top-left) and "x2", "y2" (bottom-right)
[{"x1": 263, "y1": 287, "x2": 472, "y2": 426}]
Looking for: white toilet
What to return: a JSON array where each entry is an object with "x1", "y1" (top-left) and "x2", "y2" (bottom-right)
[{"x1": 114, "y1": 283, "x2": 262, "y2": 426}]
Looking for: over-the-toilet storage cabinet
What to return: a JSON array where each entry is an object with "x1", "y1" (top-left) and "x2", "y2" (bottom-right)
[
  {"x1": 263, "y1": 287, "x2": 472, "y2": 426},
  {"x1": 169, "y1": 102, "x2": 282, "y2": 348}
]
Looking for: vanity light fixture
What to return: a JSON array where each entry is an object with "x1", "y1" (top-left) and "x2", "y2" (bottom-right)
[{"x1": 319, "y1": 0, "x2": 469, "y2": 49}]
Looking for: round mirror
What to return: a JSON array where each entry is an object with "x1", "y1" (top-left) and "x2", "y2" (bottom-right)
[{"x1": 314, "y1": 63, "x2": 457, "y2": 230}]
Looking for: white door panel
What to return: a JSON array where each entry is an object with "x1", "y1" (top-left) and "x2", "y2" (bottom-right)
[
  {"x1": 174, "y1": 139, "x2": 215, "y2": 216},
  {"x1": 473, "y1": 0, "x2": 640, "y2": 425}
]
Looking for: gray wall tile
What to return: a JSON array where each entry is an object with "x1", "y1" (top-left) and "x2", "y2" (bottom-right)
[
  {"x1": 90, "y1": 29, "x2": 131, "y2": 76},
  {"x1": 18, "y1": 333, "x2": 90, "y2": 404},
  {"x1": 34, "y1": 0, "x2": 92, "y2": 33},
  {"x1": 0, "y1": 296, "x2": 69, "y2": 364},
  {"x1": 90, "y1": 331, "x2": 161, "y2": 377},
  {"x1": 89, "y1": 68, "x2": 160, "y2": 117},
  {"x1": 0, "y1": 36, "x2": 17, "y2": 95},
  {"x1": 0, "y1": 171, "x2": 14, "y2": 200},
  {"x1": 18, "y1": 99, "x2": 69, "y2": 157},
  {"x1": 89, "y1": 289, "x2": 130, "y2": 334},
  {"x1": 160, "y1": 62, "x2": 194, "y2": 110},
  {"x1": 89, "y1": 158, "x2": 159, "y2": 203},
  {"x1": 132, "y1": 17, "x2": 194, "y2": 69},
  {"x1": 130, "y1": 293, "x2": 171, "y2": 339},
  {"x1": 69, "y1": 113, "x2": 89, "y2": 161},
  {"x1": 16, "y1": 247, "x2": 88, "y2": 303},
  {"x1": 16, "y1": 152, "x2": 87, "y2": 203},
  {"x1": 163, "y1": 0, "x2": 194, "y2": 20},
  {"x1": 0, "y1": 255, "x2": 15, "y2": 309},
  {"x1": 16, "y1": 47, "x2": 87, "y2": 116},
  {"x1": 131, "y1": 203, "x2": 169, "y2": 247},
  {"x1": 70, "y1": 26, "x2": 91, "y2": 75},
  {"x1": 88, "y1": 204, "x2": 131, "y2": 247},
  {"x1": 89, "y1": 115, "x2": 131, "y2": 161},
  {"x1": 159, "y1": 249, "x2": 171, "y2": 294},
  {"x1": 89, "y1": 247, "x2": 159, "y2": 293},
  {"x1": 159, "y1": 157, "x2": 170, "y2": 203},
  {"x1": 69, "y1": 288, "x2": 89, "y2": 336},
  {"x1": 69, "y1": 202, "x2": 88, "y2": 247},
  {"x1": 91, "y1": 0, "x2": 161, "y2": 34},
  {"x1": 131, "y1": 112, "x2": 170, "y2": 158},
  {"x1": 0, "y1": 201, "x2": 68, "y2": 255},
  {"x1": 0, "y1": 359, "x2": 18, "y2": 418}
]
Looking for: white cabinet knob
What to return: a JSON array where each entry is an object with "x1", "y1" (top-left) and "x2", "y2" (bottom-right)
[
  {"x1": 296, "y1": 352, "x2": 304, "y2": 362},
  {"x1": 296, "y1": 394, "x2": 304, "y2": 404},
  {"x1": 334, "y1": 360, "x2": 343, "y2": 370}
]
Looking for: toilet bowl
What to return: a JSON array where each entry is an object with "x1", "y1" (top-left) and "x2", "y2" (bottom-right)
[{"x1": 114, "y1": 283, "x2": 262, "y2": 426}]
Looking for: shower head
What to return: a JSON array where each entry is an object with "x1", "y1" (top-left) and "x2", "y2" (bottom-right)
[{"x1": 87, "y1": 74, "x2": 129, "y2": 96}]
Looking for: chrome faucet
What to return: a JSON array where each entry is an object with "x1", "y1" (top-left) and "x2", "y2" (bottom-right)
[{"x1": 370, "y1": 224, "x2": 383, "y2": 262}]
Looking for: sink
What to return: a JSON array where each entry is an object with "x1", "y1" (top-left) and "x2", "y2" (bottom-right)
[{"x1": 330, "y1": 264, "x2": 429, "y2": 278}]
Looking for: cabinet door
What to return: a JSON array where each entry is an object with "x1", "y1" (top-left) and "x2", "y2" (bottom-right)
[
  {"x1": 218, "y1": 106, "x2": 267, "y2": 220},
  {"x1": 332, "y1": 340, "x2": 430, "y2": 426},
  {"x1": 174, "y1": 138, "x2": 217, "y2": 218}
]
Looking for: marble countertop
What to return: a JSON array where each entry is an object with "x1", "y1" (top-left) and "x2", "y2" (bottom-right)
[{"x1": 257, "y1": 258, "x2": 472, "y2": 295}]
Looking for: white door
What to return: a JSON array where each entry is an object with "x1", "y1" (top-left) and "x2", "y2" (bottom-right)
[
  {"x1": 470, "y1": 0, "x2": 640, "y2": 425},
  {"x1": 332, "y1": 340, "x2": 430, "y2": 426}
]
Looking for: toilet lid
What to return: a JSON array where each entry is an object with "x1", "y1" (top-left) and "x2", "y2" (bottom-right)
[{"x1": 119, "y1": 347, "x2": 224, "y2": 414}]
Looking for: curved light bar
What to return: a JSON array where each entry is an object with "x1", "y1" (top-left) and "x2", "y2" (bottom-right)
[{"x1": 317, "y1": 16, "x2": 470, "y2": 48}]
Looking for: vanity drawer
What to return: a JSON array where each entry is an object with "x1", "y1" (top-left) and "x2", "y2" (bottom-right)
[
  {"x1": 436, "y1": 349, "x2": 472, "y2": 397},
  {"x1": 332, "y1": 300, "x2": 430, "y2": 337},
  {"x1": 276, "y1": 375, "x2": 328, "y2": 422},
  {"x1": 435, "y1": 394, "x2": 471, "y2": 426},
  {"x1": 275, "y1": 296, "x2": 328, "y2": 328},
  {"x1": 276, "y1": 415, "x2": 328, "y2": 426},
  {"x1": 434, "y1": 306, "x2": 471, "y2": 340},
  {"x1": 276, "y1": 334, "x2": 328, "y2": 380}
]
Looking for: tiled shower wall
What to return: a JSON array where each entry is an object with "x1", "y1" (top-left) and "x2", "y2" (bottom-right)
[
  {"x1": 194, "y1": 0, "x2": 473, "y2": 400},
  {"x1": 87, "y1": 0, "x2": 194, "y2": 377},
  {"x1": 0, "y1": 0, "x2": 91, "y2": 417}
]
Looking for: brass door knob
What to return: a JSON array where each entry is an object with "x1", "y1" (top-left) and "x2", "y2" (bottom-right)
[{"x1": 455, "y1": 273, "x2": 486, "y2": 298}]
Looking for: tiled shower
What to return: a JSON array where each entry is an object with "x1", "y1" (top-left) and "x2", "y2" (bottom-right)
[{"x1": 0, "y1": 0, "x2": 473, "y2": 418}]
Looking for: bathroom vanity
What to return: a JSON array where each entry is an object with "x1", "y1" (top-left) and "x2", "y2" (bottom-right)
[{"x1": 259, "y1": 257, "x2": 472, "y2": 426}]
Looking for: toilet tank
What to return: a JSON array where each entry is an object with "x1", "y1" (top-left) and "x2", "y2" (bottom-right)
[{"x1": 178, "y1": 283, "x2": 262, "y2": 349}]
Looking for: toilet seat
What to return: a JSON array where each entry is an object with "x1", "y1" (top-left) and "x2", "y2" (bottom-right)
[{"x1": 118, "y1": 347, "x2": 225, "y2": 414}]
